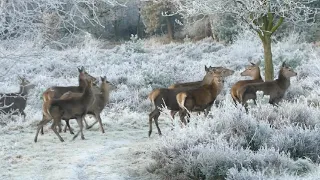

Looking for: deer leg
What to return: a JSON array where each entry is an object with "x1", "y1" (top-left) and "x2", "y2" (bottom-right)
[
  {"x1": 86, "y1": 120, "x2": 98, "y2": 129},
  {"x1": 34, "y1": 118, "x2": 52, "y2": 142},
  {"x1": 178, "y1": 109, "x2": 188, "y2": 126},
  {"x1": 204, "y1": 105, "x2": 212, "y2": 117},
  {"x1": 154, "y1": 112, "x2": 161, "y2": 136},
  {"x1": 96, "y1": 114, "x2": 105, "y2": 133},
  {"x1": 40, "y1": 127, "x2": 44, "y2": 135},
  {"x1": 148, "y1": 112, "x2": 153, "y2": 137},
  {"x1": 65, "y1": 120, "x2": 74, "y2": 134},
  {"x1": 170, "y1": 110, "x2": 177, "y2": 119},
  {"x1": 83, "y1": 118, "x2": 90, "y2": 129},
  {"x1": 73, "y1": 116, "x2": 85, "y2": 140},
  {"x1": 40, "y1": 114, "x2": 46, "y2": 135},
  {"x1": 51, "y1": 119, "x2": 64, "y2": 142},
  {"x1": 21, "y1": 111, "x2": 26, "y2": 121},
  {"x1": 63, "y1": 123, "x2": 68, "y2": 133},
  {"x1": 149, "y1": 109, "x2": 160, "y2": 137}
]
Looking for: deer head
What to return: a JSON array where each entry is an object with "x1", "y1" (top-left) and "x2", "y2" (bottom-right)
[
  {"x1": 281, "y1": 62, "x2": 297, "y2": 78},
  {"x1": 241, "y1": 60, "x2": 261, "y2": 77}
]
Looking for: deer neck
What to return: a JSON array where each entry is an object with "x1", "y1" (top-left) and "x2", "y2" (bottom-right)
[
  {"x1": 253, "y1": 70, "x2": 263, "y2": 80},
  {"x1": 79, "y1": 78, "x2": 87, "y2": 91},
  {"x1": 277, "y1": 71, "x2": 290, "y2": 90},
  {"x1": 82, "y1": 84, "x2": 94, "y2": 104},
  {"x1": 100, "y1": 84, "x2": 110, "y2": 103},
  {"x1": 200, "y1": 76, "x2": 213, "y2": 86},
  {"x1": 209, "y1": 81, "x2": 223, "y2": 97}
]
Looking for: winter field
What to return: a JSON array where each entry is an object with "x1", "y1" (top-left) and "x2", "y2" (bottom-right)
[{"x1": 1, "y1": 32, "x2": 320, "y2": 179}]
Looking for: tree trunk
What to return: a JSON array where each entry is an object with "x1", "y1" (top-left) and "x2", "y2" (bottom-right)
[
  {"x1": 166, "y1": 16, "x2": 174, "y2": 40},
  {"x1": 262, "y1": 35, "x2": 274, "y2": 80},
  {"x1": 137, "y1": 8, "x2": 141, "y2": 38}
]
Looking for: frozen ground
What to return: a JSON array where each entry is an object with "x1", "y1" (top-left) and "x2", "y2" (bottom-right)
[{"x1": 0, "y1": 114, "x2": 175, "y2": 180}]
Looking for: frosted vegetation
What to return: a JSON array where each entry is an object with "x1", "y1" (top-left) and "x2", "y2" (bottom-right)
[{"x1": 0, "y1": 30, "x2": 320, "y2": 179}]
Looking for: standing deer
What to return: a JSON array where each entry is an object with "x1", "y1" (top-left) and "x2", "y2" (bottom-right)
[
  {"x1": 60, "y1": 76, "x2": 115, "y2": 134},
  {"x1": 40, "y1": 66, "x2": 97, "y2": 134},
  {"x1": 148, "y1": 67, "x2": 227, "y2": 137},
  {"x1": 176, "y1": 72, "x2": 224, "y2": 124},
  {"x1": 168, "y1": 66, "x2": 234, "y2": 89},
  {"x1": 230, "y1": 61, "x2": 263, "y2": 105},
  {"x1": 238, "y1": 62, "x2": 297, "y2": 108},
  {"x1": 0, "y1": 76, "x2": 35, "y2": 119},
  {"x1": 34, "y1": 77, "x2": 95, "y2": 142},
  {"x1": 152, "y1": 66, "x2": 234, "y2": 119}
]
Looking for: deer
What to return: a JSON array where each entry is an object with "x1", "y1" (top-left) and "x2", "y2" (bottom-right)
[
  {"x1": 148, "y1": 67, "x2": 227, "y2": 137},
  {"x1": 59, "y1": 76, "x2": 115, "y2": 134},
  {"x1": 238, "y1": 62, "x2": 297, "y2": 109},
  {"x1": 168, "y1": 66, "x2": 234, "y2": 89},
  {"x1": 40, "y1": 66, "x2": 98, "y2": 135},
  {"x1": 0, "y1": 76, "x2": 35, "y2": 119},
  {"x1": 159, "y1": 66, "x2": 234, "y2": 119},
  {"x1": 34, "y1": 76, "x2": 95, "y2": 143},
  {"x1": 230, "y1": 60, "x2": 263, "y2": 105},
  {"x1": 176, "y1": 72, "x2": 224, "y2": 125}
]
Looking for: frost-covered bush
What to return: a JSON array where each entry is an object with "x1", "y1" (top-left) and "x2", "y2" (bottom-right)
[{"x1": 149, "y1": 132, "x2": 314, "y2": 180}]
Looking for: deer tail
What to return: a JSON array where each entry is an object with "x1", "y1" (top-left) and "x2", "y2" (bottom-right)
[
  {"x1": 176, "y1": 92, "x2": 187, "y2": 109},
  {"x1": 42, "y1": 88, "x2": 54, "y2": 119},
  {"x1": 168, "y1": 84, "x2": 175, "y2": 89},
  {"x1": 148, "y1": 89, "x2": 161, "y2": 106}
]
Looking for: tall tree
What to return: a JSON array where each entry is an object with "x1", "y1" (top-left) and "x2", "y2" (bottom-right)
[
  {"x1": 141, "y1": 0, "x2": 177, "y2": 40},
  {"x1": 172, "y1": 0, "x2": 320, "y2": 80}
]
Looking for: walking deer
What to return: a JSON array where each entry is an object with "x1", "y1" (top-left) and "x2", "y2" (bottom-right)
[
  {"x1": 238, "y1": 62, "x2": 297, "y2": 108},
  {"x1": 164, "y1": 66, "x2": 234, "y2": 118},
  {"x1": 148, "y1": 67, "x2": 226, "y2": 137},
  {"x1": 40, "y1": 66, "x2": 97, "y2": 134},
  {"x1": 60, "y1": 76, "x2": 115, "y2": 134},
  {"x1": 176, "y1": 72, "x2": 224, "y2": 124},
  {"x1": 0, "y1": 76, "x2": 35, "y2": 119},
  {"x1": 230, "y1": 61, "x2": 263, "y2": 105},
  {"x1": 34, "y1": 77, "x2": 95, "y2": 142},
  {"x1": 168, "y1": 66, "x2": 234, "y2": 89}
]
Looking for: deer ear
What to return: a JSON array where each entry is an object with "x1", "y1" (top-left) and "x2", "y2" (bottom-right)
[
  {"x1": 77, "y1": 67, "x2": 81, "y2": 72},
  {"x1": 256, "y1": 60, "x2": 261, "y2": 66},
  {"x1": 282, "y1": 61, "x2": 286, "y2": 67},
  {"x1": 250, "y1": 62, "x2": 255, "y2": 66},
  {"x1": 205, "y1": 65, "x2": 209, "y2": 72}
]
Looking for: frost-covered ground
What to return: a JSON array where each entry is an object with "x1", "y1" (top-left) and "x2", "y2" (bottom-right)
[{"x1": 0, "y1": 31, "x2": 320, "y2": 179}]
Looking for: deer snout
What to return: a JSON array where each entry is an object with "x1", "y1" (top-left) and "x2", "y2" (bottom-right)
[{"x1": 240, "y1": 71, "x2": 247, "y2": 76}]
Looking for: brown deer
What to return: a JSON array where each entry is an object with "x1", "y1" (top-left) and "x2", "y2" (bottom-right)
[
  {"x1": 238, "y1": 62, "x2": 297, "y2": 108},
  {"x1": 34, "y1": 77, "x2": 95, "y2": 142},
  {"x1": 168, "y1": 66, "x2": 234, "y2": 89},
  {"x1": 148, "y1": 67, "x2": 225, "y2": 137},
  {"x1": 176, "y1": 72, "x2": 224, "y2": 124},
  {"x1": 0, "y1": 76, "x2": 35, "y2": 119},
  {"x1": 60, "y1": 76, "x2": 115, "y2": 134},
  {"x1": 163, "y1": 66, "x2": 234, "y2": 118},
  {"x1": 40, "y1": 66, "x2": 97, "y2": 134},
  {"x1": 230, "y1": 61, "x2": 263, "y2": 105}
]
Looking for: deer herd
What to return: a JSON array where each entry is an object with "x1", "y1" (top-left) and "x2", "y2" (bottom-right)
[{"x1": 0, "y1": 61, "x2": 297, "y2": 142}]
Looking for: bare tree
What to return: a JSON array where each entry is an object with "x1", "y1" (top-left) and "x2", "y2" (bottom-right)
[
  {"x1": 141, "y1": 0, "x2": 177, "y2": 40},
  {"x1": 0, "y1": 0, "x2": 124, "y2": 47},
  {"x1": 172, "y1": 0, "x2": 320, "y2": 80}
]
